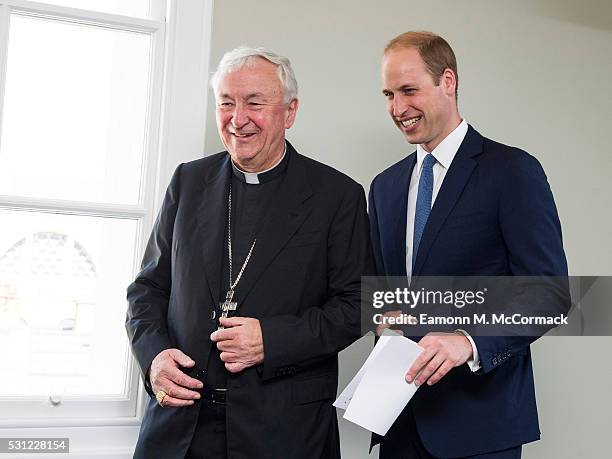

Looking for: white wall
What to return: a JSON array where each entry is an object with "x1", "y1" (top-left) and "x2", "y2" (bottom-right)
[{"x1": 205, "y1": 1, "x2": 612, "y2": 457}]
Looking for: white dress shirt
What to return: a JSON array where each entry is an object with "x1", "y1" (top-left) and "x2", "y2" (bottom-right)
[{"x1": 404, "y1": 119, "x2": 481, "y2": 371}]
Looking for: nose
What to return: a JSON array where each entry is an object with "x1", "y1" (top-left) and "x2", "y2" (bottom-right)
[
  {"x1": 230, "y1": 103, "x2": 249, "y2": 129},
  {"x1": 391, "y1": 95, "x2": 408, "y2": 118}
]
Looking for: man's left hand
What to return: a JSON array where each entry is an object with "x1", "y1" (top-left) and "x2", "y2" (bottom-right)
[
  {"x1": 407, "y1": 332, "x2": 472, "y2": 386},
  {"x1": 210, "y1": 317, "x2": 264, "y2": 373}
]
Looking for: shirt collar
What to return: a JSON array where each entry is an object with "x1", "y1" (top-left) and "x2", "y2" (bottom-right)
[
  {"x1": 231, "y1": 142, "x2": 288, "y2": 185},
  {"x1": 415, "y1": 119, "x2": 468, "y2": 171}
]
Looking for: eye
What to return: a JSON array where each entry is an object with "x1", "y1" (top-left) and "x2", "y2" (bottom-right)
[
  {"x1": 402, "y1": 88, "x2": 415, "y2": 95},
  {"x1": 383, "y1": 91, "x2": 393, "y2": 99},
  {"x1": 219, "y1": 102, "x2": 234, "y2": 107}
]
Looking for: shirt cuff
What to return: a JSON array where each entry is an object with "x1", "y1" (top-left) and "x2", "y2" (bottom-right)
[{"x1": 455, "y1": 329, "x2": 481, "y2": 372}]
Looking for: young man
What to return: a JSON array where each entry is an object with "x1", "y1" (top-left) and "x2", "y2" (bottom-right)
[{"x1": 369, "y1": 31, "x2": 568, "y2": 458}]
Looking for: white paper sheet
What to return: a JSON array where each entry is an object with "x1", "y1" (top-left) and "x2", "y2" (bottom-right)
[
  {"x1": 335, "y1": 329, "x2": 424, "y2": 436},
  {"x1": 333, "y1": 330, "x2": 395, "y2": 410}
]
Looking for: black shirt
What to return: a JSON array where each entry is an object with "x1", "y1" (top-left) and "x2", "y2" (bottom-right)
[{"x1": 205, "y1": 147, "x2": 289, "y2": 389}]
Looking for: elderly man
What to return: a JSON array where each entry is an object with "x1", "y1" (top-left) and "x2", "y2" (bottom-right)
[{"x1": 126, "y1": 47, "x2": 372, "y2": 458}]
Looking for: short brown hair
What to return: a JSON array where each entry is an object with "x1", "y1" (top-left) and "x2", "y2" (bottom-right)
[{"x1": 385, "y1": 31, "x2": 458, "y2": 99}]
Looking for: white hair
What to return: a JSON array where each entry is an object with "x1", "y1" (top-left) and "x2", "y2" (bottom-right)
[{"x1": 210, "y1": 46, "x2": 298, "y2": 103}]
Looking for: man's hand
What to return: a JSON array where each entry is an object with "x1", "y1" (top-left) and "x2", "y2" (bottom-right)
[
  {"x1": 407, "y1": 332, "x2": 473, "y2": 386},
  {"x1": 210, "y1": 317, "x2": 264, "y2": 373},
  {"x1": 149, "y1": 348, "x2": 203, "y2": 407}
]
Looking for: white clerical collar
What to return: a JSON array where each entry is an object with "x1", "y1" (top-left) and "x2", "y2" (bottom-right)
[
  {"x1": 416, "y1": 119, "x2": 468, "y2": 171},
  {"x1": 231, "y1": 142, "x2": 287, "y2": 185}
]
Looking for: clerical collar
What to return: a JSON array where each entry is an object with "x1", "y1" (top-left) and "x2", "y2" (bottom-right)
[{"x1": 231, "y1": 143, "x2": 289, "y2": 184}]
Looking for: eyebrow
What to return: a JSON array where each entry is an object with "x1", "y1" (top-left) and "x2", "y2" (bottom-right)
[
  {"x1": 382, "y1": 84, "x2": 417, "y2": 94},
  {"x1": 246, "y1": 92, "x2": 266, "y2": 99}
]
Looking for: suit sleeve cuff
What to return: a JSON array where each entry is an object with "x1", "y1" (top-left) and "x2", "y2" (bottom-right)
[{"x1": 455, "y1": 329, "x2": 481, "y2": 372}]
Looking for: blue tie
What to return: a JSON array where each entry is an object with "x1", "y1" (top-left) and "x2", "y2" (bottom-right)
[{"x1": 412, "y1": 153, "x2": 436, "y2": 269}]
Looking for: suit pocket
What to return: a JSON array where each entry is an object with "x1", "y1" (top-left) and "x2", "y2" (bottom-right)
[
  {"x1": 292, "y1": 376, "x2": 337, "y2": 405},
  {"x1": 284, "y1": 230, "x2": 322, "y2": 249}
]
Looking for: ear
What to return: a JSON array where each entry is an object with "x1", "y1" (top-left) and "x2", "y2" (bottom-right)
[
  {"x1": 284, "y1": 98, "x2": 299, "y2": 129},
  {"x1": 441, "y1": 68, "x2": 457, "y2": 97}
]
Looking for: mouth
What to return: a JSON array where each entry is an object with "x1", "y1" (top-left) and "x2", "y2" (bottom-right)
[
  {"x1": 231, "y1": 132, "x2": 257, "y2": 139},
  {"x1": 399, "y1": 116, "x2": 422, "y2": 129}
]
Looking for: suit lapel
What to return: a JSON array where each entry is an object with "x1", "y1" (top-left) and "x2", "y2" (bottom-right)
[
  {"x1": 196, "y1": 154, "x2": 231, "y2": 306},
  {"x1": 387, "y1": 154, "x2": 416, "y2": 277},
  {"x1": 412, "y1": 126, "x2": 483, "y2": 276},
  {"x1": 233, "y1": 144, "x2": 313, "y2": 306}
]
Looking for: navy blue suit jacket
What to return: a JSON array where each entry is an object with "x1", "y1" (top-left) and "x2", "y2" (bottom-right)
[{"x1": 368, "y1": 126, "x2": 568, "y2": 457}]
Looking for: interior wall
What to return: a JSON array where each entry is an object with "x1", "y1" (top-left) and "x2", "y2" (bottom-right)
[{"x1": 204, "y1": 1, "x2": 612, "y2": 457}]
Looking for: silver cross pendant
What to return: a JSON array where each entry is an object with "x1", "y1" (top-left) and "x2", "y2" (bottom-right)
[{"x1": 218, "y1": 289, "x2": 237, "y2": 330}]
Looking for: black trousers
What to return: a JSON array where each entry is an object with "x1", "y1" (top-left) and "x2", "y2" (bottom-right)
[
  {"x1": 380, "y1": 407, "x2": 521, "y2": 459},
  {"x1": 185, "y1": 399, "x2": 227, "y2": 459}
]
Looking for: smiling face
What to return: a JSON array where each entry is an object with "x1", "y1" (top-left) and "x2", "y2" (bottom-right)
[
  {"x1": 381, "y1": 47, "x2": 460, "y2": 152},
  {"x1": 215, "y1": 57, "x2": 298, "y2": 172}
]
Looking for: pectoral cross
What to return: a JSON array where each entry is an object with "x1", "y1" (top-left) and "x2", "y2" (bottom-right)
[{"x1": 218, "y1": 289, "x2": 237, "y2": 330}]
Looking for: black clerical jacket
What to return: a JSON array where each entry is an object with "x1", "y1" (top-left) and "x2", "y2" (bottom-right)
[{"x1": 126, "y1": 142, "x2": 372, "y2": 458}]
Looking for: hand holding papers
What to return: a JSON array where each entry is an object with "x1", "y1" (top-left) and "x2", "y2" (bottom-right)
[{"x1": 334, "y1": 329, "x2": 424, "y2": 435}]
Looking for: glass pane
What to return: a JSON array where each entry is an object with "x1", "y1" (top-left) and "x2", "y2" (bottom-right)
[
  {"x1": 0, "y1": 15, "x2": 151, "y2": 205},
  {"x1": 0, "y1": 210, "x2": 137, "y2": 396},
  {"x1": 35, "y1": 0, "x2": 152, "y2": 19}
]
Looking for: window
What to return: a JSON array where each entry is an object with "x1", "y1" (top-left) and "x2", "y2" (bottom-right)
[
  {"x1": 0, "y1": 14, "x2": 151, "y2": 204},
  {"x1": 0, "y1": 0, "x2": 166, "y2": 422},
  {"x1": 0, "y1": 5, "x2": 213, "y2": 455}
]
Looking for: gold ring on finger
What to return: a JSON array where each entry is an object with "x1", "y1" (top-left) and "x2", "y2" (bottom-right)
[{"x1": 155, "y1": 389, "x2": 168, "y2": 407}]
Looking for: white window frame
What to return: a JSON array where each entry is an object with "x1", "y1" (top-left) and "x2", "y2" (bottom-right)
[{"x1": 0, "y1": 0, "x2": 213, "y2": 456}]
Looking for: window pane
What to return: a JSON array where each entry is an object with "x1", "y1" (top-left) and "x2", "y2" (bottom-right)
[
  {"x1": 34, "y1": 0, "x2": 152, "y2": 19},
  {"x1": 0, "y1": 210, "x2": 137, "y2": 396},
  {"x1": 0, "y1": 15, "x2": 151, "y2": 205}
]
